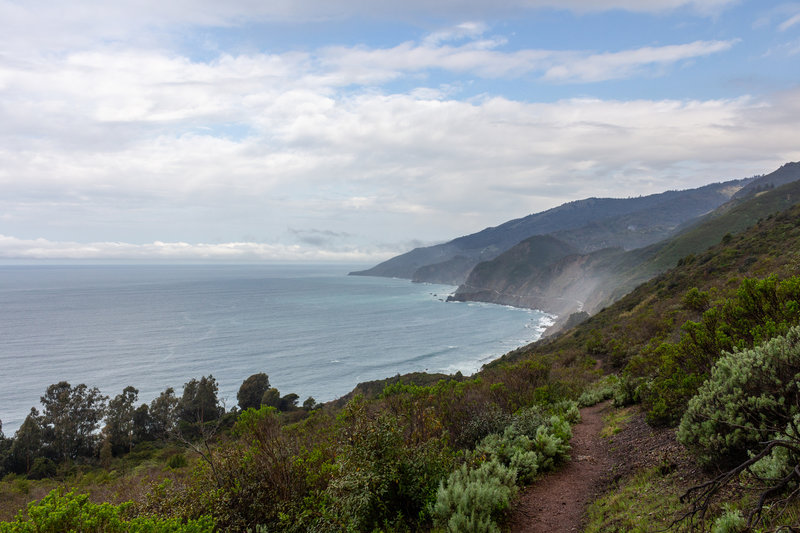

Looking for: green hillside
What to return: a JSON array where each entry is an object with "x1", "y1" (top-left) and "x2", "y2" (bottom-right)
[
  {"x1": 451, "y1": 166, "x2": 800, "y2": 320},
  {"x1": 609, "y1": 174, "x2": 800, "y2": 300}
]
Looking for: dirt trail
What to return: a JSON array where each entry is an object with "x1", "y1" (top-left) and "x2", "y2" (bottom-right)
[{"x1": 508, "y1": 401, "x2": 613, "y2": 533}]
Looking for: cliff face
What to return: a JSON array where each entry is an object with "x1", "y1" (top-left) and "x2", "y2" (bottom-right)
[{"x1": 448, "y1": 245, "x2": 627, "y2": 317}]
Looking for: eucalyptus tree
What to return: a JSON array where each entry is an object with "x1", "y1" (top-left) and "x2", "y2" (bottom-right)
[
  {"x1": 105, "y1": 386, "x2": 139, "y2": 455},
  {"x1": 179, "y1": 375, "x2": 223, "y2": 424},
  {"x1": 40, "y1": 381, "x2": 107, "y2": 462}
]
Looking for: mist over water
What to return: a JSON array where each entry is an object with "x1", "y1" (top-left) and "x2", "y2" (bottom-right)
[{"x1": 0, "y1": 264, "x2": 551, "y2": 434}]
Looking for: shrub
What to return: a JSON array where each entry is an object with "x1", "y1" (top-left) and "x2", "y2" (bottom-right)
[
  {"x1": 319, "y1": 398, "x2": 454, "y2": 532},
  {"x1": 166, "y1": 453, "x2": 188, "y2": 469},
  {"x1": 433, "y1": 405, "x2": 575, "y2": 532},
  {"x1": 712, "y1": 507, "x2": 746, "y2": 533},
  {"x1": 611, "y1": 375, "x2": 642, "y2": 408},
  {"x1": 432, "y1": 459, "x2": 517, "y2": 533},
  {"x1": 473, "y1": 408, "x2": 573, "y2": 485},
  {"x1": 677, "y1": 325, "x2": 800, "y2": 466},
  {"x1": 0, "y1": 488, "x2": 215, "y2": 532},
  {"x1": 578, "y1": 376, "x2": 618, "y2": 407},
  {"x1": 642, "y1": 276, "x2": 800, "y2": 426}
]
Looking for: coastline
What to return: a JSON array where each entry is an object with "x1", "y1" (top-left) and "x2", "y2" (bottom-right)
[{"x1": 0, "y1": 265, "x2": 551, "y2": 434}]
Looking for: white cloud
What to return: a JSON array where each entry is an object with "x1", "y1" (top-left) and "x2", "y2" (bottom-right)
[
  {"x1": 779, "y1": 12, "x2": 800, "y2": 31},
  {"x1": 543, "y1": 40, "x2": 738, "y2": 82},
  {"x1": 0, "y1": 235, "x2": 395, "y2": 262},
  {"x1": 3, "y1": 81, "x2": 799, "y2": 255},
  {"x1": 0, "y1": 2, "x2": 793, "y2": 261},
  {"x1": 423, "y1": 22, "x2": 489, "y2": 46}
]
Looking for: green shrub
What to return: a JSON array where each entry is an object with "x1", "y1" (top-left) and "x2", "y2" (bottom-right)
[
  {"x1": 458, "y1": 404, "x2": 512, "y2": 450},
  {"x1": 473, "y1": 409, "x2": 572, "y2": 484},
  {"x1": 432, "y1": 459, "x2": 517, "y2": 533},
  {"x1": 683, "y1": 287, "x2": 710, "y2": 312},
  {"x1": 166, "y1": 453, "x2": 188, "y2": 469},
  {"x1": 320, "y1": 399, "x2": 454, "y2": 532},
  {"x1": 550, "y1": 400, "x2": 581, "y2": 425},
  {"x1": 678, "y1": 325, "x2": 800, "y2": 466},
  {"x1": 611, "y1": 375, "x2": 642, "y2": 407},
  {"x1": 578, "y1": 376, "x2": 618, "y2": 407},
  {"x1": 712, "y1": 507, "x2": 746, "y2": 533},
  {"x1": 749, "y1": 426, "x2": 795, "y2": 481},
  {"x1": 0, "y1": 488, "x2": 215, "y2": 532},
  {"x1": 642, "y1": 276, "x2": 800, "y2": 426}
]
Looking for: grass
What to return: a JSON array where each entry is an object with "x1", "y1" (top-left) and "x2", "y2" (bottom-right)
[
  {"x1": 584, "y1": 466, "x2": 693, "y2": 532},
  {"x1": 600, "y1": 407, "x2": 632, "y2": 439}
]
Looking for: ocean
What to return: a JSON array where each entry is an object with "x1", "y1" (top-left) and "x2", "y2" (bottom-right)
[{"x1": 0, "y1": 264, "x2": 552, "y2": 434}]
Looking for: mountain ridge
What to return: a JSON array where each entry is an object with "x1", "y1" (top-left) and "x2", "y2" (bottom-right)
[
  {"x1": 350, "y1": 178, "x2": 753, "y2": 285},
  {"x1": 449, "y1": 162, "x2": 800, "y2": 330}
]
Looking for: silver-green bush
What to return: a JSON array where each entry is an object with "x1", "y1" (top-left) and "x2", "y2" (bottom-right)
[
  {"x1": 677, "y1": 326, "x2": 800, "y2": 466},
  {"x1": 432, "y1": 459, "x2": 517, "y2": 533}
]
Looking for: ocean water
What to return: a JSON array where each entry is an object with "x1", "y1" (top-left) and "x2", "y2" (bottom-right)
[{"x1": 0, "y1": 264, "x2": 552, "y2": 434}]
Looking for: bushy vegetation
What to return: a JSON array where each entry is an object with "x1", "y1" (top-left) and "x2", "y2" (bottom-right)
[
  {"x1": 678, "y1": 325, "x2": 800, "y2": 466},
  {"x1": 433, "y1": 460, "x2": 517, "y2": 533},
  {"x1": 433, "y1": 403, "x2": 576, "y2": 532},
  {"x1": 676, "y1": 326, "x2": 800, "y2": 529},
  {"x1": 134, "y1": 371, "x2": 580, "y2": 532},
  {"x1": 636, "y1": 275, "x2": 800, "y2": 426},
  {"x1": 0, "y1": 353, "x2": 581, "y2": 531},
  {"x1": 0, "y1": 488, "x2": 214, "y2": 532}
]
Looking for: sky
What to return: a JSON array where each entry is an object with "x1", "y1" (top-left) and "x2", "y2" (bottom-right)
[{"x1": 1, "y1": 0, "x2": 799, "y2": 263}]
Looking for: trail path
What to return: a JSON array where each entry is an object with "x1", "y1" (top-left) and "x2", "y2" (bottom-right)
[{"x1": 508, "y1": 401, "x2": 613, "y2": 533}]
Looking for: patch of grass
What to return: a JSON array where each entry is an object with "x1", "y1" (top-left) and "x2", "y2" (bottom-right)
[
  {"x1": 600, "y1": 408, "x2": 632, "y2": 439},
  {"x1": 0, "y1": 477, "x2": 58, "y2": 522},
  {"x1": 584, "y1": 467, "x2": 691, "y2": 532}
]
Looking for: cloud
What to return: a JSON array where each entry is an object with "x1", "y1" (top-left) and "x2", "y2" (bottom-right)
[
  {"x1": 3, "y1": 82, "x2": 800, "y2": 254},
  {"x1": 423, "y1": 22, "x2": 489, "y2": 46},
  {"x1": 779, "y1": 12, "x2": 800, "y2": 32},
  {"x1": 289, "y1": 228, "x2": 353, "y2": 247},
  {"x1": 0, "y1": 235, "x2": 394, "y2": 262},
  {"x1": 543, "y1": 40, "x2": 738, "y2": 82},
  {"x1": 0, "y1": 3, "x2": 794, "y2": 261}
]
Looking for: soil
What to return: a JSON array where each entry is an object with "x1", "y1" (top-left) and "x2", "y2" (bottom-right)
[{"x1": 507, "y1": 401, "x2": 696, "y2": 532}]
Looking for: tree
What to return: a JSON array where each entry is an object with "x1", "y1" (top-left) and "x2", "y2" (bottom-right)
[
  {"x1": 237, "y1": 373, "x2": 270, "y2": 411},
  {"x1": 279, "y1": 393, "x2": 300, "y2": 412},
  {"x1": 40, "y1": 382, "x2": 107, "y2": 462},
  {"x1": 9, "y1": 409, "x2": 43, "y2": 474},
  {"x1": 104, "y1": 386, "x2": 138, "y2": 455},
  {"x1": 149, "y1": 387, "x2": 179, "y2": 439},
  {"x1": 261, "y1": 388, "x2": 281, "y2": 409},
  {"x1": 179, "y1": 376, "x2": 222, "y2": 424},
  {"x1": 302, "y1": 397, "x2": 317, "y2": 411},
  {"x1": 132, "y1": 404, "x2": 152, "y2": 443}
]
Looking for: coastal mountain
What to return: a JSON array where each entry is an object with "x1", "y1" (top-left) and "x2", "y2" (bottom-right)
[
  {"x1": 351, "y1": 179, "x2": 752, "y2": 285},
  {"x1": 449, "y1": 162, "x2": 800, "y2": 325}
]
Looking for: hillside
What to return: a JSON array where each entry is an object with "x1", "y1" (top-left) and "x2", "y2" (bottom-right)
[
  {"x1": 351, "y1": 179, "x2": 750, "y2": 285},
  {"x1": 494, "y1": 199, "x2": 800, "y2": 376},
  {"x1": 450, "y1": 162, "x2": 800, "y2": 322}
]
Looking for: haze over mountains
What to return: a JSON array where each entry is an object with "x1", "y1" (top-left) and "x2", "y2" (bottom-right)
[{"x1": 352, "y1": 162, "x2": 800, "y2": 326}]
